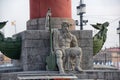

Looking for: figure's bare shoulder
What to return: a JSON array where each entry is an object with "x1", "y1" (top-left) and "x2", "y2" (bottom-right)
[
  {"x1": 53, "y1": 29, "x2": 60, "y2": 35},
  {"x1": 70, "y1": 33, "x2": 77, "y2": 39}
]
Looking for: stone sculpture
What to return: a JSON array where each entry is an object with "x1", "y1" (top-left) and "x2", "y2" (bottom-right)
[
  {"x1": 46, "y1": 9, "x2": 56, "y2": 70},
  {"x1": 91, "y1": 22, "x2": 109, "y2": 55},
  {"x1": 0, "y1": 21, "x2": 21, "y2": 59},
  {"x1": 53, "y1": 22, "x2": 83, "y2": 74}
]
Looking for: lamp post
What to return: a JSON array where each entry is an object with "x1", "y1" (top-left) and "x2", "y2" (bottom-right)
[
  {"x1": 76, "y1": 0, "x2": 86, "y2": 30},
  {"x1": 117, "y1": 21, "x2": 120, "y2": 69},
  {"x1": 117, "y1": 21, "x2": 120, "y2": 49}
]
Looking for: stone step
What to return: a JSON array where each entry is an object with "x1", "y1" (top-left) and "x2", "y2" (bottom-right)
[
  {"x1": 0, "y1": 70, "x2": 120, "y2": 80},
  {"x1": 0, "y1": 66, "x2": 22, "y2": 73},
  {"x1": 16, "y1": 70, "x2": 120, "y2": 80},
  {"x1": 17, "y1": 71, "x2": 77, "y2": 80},
  {"x1": 18, "y1": 75, "x2": 77, "y2": 80}
]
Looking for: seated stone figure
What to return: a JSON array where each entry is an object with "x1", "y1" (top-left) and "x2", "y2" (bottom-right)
[{"x1": 53, "y1": 22, "x2": 83, "y2": 74}]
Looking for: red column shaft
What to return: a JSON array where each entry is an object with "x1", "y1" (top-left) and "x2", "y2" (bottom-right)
[{"x1": 30, "y1": 0, "x2": 72, "y2": 19}]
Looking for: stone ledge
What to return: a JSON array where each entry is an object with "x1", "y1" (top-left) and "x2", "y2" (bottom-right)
[
  {"x1": 1, "y1": 70, "x2": 120, "y2": 80},
  {"x1": 0, "y1": 67, "x2": 22, "y2": 73},
  {"x1": 18, "y1": 73, "x2": 77, "y2": 80}
]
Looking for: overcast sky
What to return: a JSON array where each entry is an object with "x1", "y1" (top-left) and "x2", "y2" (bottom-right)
[{"x1": 0, "y1": 0, "x2": 120, "y2": 48}]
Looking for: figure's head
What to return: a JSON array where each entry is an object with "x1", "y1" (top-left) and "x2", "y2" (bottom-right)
[
  {"x1": 103, "y1": 22, "x2": 109, "y2": 27},
  {"x1": 61, "y1": 22, "x2": 70, "y2": 32}
]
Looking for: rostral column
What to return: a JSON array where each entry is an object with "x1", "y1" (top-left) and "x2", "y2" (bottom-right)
[{"x1": 28, "y1": 0, "x2": 75, "y2": 30}]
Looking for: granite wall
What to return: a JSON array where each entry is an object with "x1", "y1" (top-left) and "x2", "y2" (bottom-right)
[
  {"x1": 71, "y1": 30, "x2": 93, "y2": 69},
  {"x1": 20, "y1": 30, "x2": 50, "y2": 71}
]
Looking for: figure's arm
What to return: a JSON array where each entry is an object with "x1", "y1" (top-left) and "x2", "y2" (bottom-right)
[
  {"x1": 53, "y1": 30, "x2": 59, "y2": 51},
  {"x1": 71, "y1": 35, "x2": 78, "y2": 47}
]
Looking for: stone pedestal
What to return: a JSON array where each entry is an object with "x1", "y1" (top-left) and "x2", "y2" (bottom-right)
[
  {"x1": 71, "y1": 30, "x2": 93, "y2": 69},
  {"x1": 13, "y1": 30, "x2": 93, "y2": 71},
  {"x1": 20, "y1": 30, "x2": 50, "y2": 71},
  {"x1": 1, "y1": 70, "x2": 120, "y2": 80},
  {"x1": 27, "y1": 18, "x2": 75, "y2": 30}
]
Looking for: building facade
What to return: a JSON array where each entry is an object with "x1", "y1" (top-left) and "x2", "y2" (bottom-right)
[{"x1": 94, "y1": 47, "x2": 120, "y2": 69}]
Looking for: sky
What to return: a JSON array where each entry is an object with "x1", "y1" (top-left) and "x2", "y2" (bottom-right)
[{"x1": 0, "y1": 0, "x2": 120, "y2": 49}]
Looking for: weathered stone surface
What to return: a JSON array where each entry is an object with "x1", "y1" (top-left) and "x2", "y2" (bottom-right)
[
  {"x1": 76, "y1": 73, "x2": 89, "y2": 79},
  {"x1": 21, "y1": 47, "x2": 49, "y2": 70},
  {"x1": 13, "y1": 30, "x2": 50, "y2": 71},
  {"x1": 23, "y1": 40, "x2": 50, "y2": 48},
  {"x1": 21, "y1": 30, "x2": 49, "y2": 40},
  {"x1": 79, "y1": 39, "x2": 93, "y2": 47},
  {"x1": 71, "y1": 30, "x2": 93, "y2": 70},
  {"x1": 97, "y1": 72, "x2": 104, "y2": 79},
  {"x1": 23, "y1": 63, "x2": 46, "y2": 71},
  {"x1": 71, "y1": 30, "x2": 92, "y2": 39},
  {"x1": 13, "y1": 30, "x2": 93, "y2": 71},
  {"x1": 27, "y1": 18, "x2": 75, "y2": 30},
  {"x1": 87, "y1": 72, "x2": 98, "y2": 79},
  {"x1": 79, "y1": 30, "x2": 92, "y2": 38},
  {"x1": 0, "y1": 73, "x2": 18, "y2": 80},
  {"x1": 0, "y1": 70, "x2": 120, "y2": 80}
]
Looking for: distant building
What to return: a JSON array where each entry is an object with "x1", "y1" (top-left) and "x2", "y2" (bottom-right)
[
  {"x1": 0, "y1": 54, "x2": 4, "y2": 64},
  {"x1": 3, "y1": 55, "x2": 11, "y2": 64},
  {"x1": 0, "y1": 52, "x2": 11, "y2": 65},
  {"x1": 93, "y1": 47, "x2": 120, "y2": 69}
]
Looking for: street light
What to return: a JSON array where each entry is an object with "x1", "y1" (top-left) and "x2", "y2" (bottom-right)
[
  {"x1": 76, "y1": 0, "x2": 86, "y2": 30},
  {"x1": 117, "y1": 21, "x2": 120, "y2": 33},
  {"x1": 117, "y1": 21, "x2": 120, "y2": 50},
  {"x1": 77, "y1": 4, "x2": 86, "y2": 15},
  {"x1": 117, "y1": 21, "x2": 120, "y2": 69}
]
